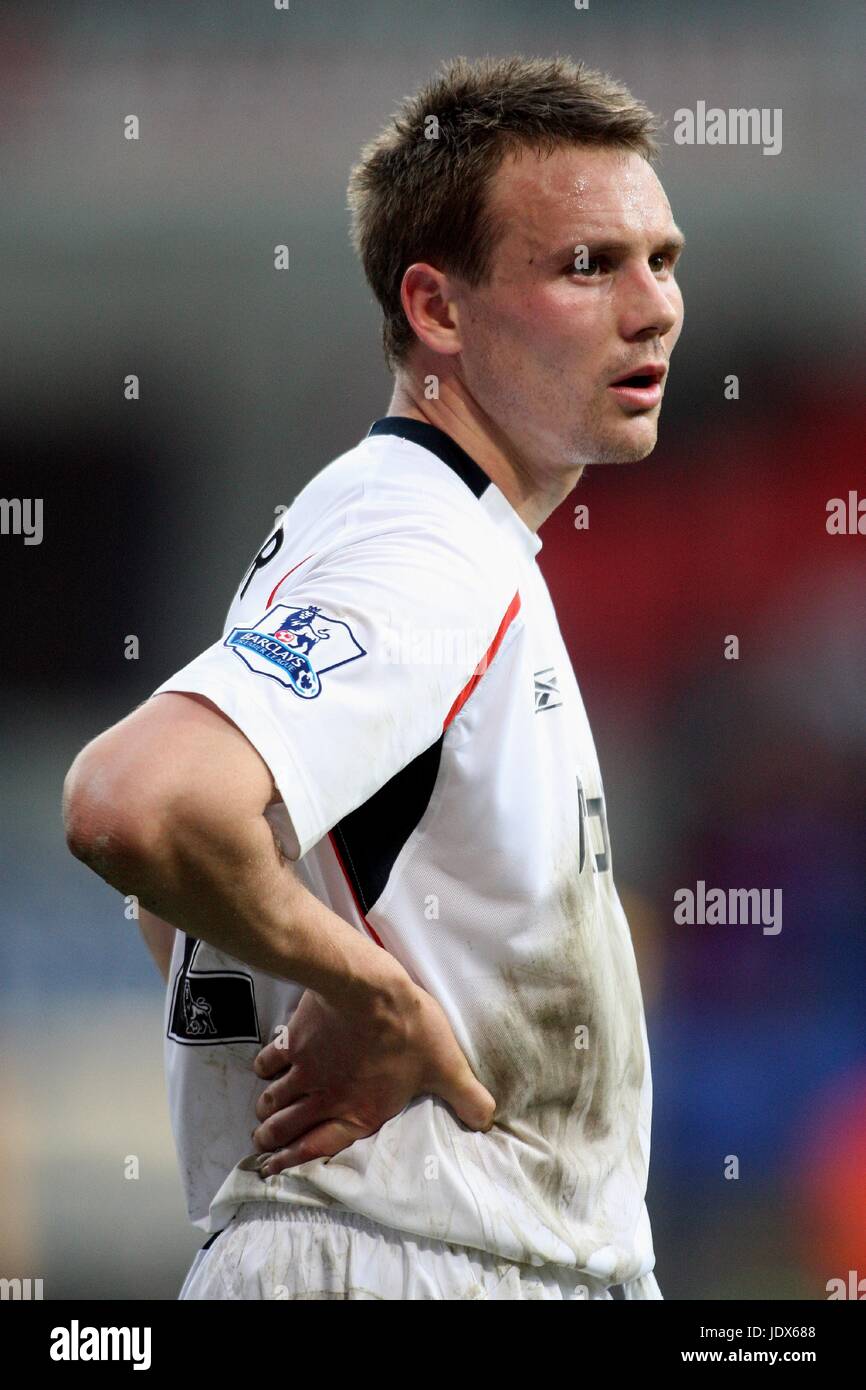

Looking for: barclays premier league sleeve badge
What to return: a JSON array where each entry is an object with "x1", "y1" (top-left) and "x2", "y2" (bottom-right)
[{"x1": 224, "y1": 603, "x2": 366, "y2": 698}]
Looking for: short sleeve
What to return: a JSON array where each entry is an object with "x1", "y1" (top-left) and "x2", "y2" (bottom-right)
[{"x1": 149, "y1": 526, "x2": 521, "y2": 859}]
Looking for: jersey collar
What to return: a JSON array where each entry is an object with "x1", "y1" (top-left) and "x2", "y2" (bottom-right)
[
  {"x1": 367, "y1": 416, "x2": 489, "y2": 498},
  {"x1": 366, "y1": 415, "x2": 543, "y2": 558}
]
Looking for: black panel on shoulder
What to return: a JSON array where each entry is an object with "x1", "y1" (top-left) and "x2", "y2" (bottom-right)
[
  {"x1": 367, "y1": 416, "x2": 490, "y2": 499},
  {"x1": 331, "y1": 733, "x2": 445, "y2": 914}
]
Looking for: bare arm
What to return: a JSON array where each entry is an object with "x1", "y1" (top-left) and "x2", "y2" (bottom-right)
[
  {"x1": 64, "y1": 693, "x2": 396, "y2": 996},
  {"x1": 63, "y1": 691, "x2": 494, "y2": 1136},
  {"x1": 138, "y1": 906, "x2": 176, "y2": 984}
]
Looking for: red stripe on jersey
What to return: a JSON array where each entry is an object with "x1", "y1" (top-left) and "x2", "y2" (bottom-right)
[
  {"x1": 443, "y1": 590, "x2": 521, "y2": 729},
  {"x1": 327, "y1": 830, "x2": 386, "y2": 949},
  {"x1": 266, "y1": 553, "x2": 315, "y2": 609}
]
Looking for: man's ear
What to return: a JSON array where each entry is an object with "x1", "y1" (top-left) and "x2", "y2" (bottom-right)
[{"x1": 400, "y1": 262, "x2": 463, "y2": 358}]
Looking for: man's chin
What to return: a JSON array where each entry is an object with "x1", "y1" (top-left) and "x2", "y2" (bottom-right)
[{"x1": 591, "y1": 420, "x2": 659, "y2": 464}]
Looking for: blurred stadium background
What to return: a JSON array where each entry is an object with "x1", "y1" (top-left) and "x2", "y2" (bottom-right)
[{"x1": 1, "y1": 0, "x2": 864, "y2": 1299}]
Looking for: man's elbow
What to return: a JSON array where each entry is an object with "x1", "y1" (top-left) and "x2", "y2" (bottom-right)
[{"x1": 63, "y1": 738, "x2": 162, "y2": 886}]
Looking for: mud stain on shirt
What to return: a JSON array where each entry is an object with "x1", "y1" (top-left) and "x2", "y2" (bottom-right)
[{"x1": 465, "y1": 868, "x2": 648, "y2": 1225}]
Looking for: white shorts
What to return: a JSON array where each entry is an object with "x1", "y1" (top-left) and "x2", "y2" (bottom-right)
[{"x1": 179, "y1": 1201, "x2": 663, "y2": 1301}]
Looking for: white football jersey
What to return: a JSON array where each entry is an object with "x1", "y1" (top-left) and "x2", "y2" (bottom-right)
[{"x1": 150, "y1": 417, "x2": 657, "y2": 1284}]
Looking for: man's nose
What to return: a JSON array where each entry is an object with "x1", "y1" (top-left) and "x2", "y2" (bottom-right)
[{"x1": 618, "y1": 267, "x2": 680, "y2": 341}]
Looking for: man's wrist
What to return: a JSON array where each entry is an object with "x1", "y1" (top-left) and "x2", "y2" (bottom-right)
[{"x1": 325, "y1": 942, "x2": 418, "y2": 1020}]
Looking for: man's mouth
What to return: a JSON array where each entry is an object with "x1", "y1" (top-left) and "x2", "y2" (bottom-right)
[{"x1": 607, "y1": 363, "x2": 667, "y2": 410}]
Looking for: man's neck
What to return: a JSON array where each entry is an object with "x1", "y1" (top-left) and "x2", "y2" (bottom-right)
[{"x1": 386, "y1": 375, "x2": 583, "y2": 534}]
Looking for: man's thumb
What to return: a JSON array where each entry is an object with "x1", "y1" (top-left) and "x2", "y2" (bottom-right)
[{"x1": 436, "y1": 1068, "x2": 496, "y2": 1132}]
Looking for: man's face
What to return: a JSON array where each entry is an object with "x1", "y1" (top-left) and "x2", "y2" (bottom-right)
[{"x1": 453, "y1": 143, "x2": 685, "y2": 472}]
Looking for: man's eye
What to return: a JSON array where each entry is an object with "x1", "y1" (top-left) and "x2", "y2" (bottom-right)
[
  {"x1": 649, "y1": 253, "x2": 671, "y2": 273},
  {"x1": 568, "y1": 257, "x2": 603, "y2": 277}
]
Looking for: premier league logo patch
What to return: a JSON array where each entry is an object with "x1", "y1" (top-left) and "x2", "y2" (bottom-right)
[{"x1": 225, "y1": 603, "x2": 366, "y2": 698}]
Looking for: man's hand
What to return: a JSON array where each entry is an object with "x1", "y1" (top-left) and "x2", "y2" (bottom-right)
[{"x1": 252, "y1": 974, "x2": 496, "y2": 1175}]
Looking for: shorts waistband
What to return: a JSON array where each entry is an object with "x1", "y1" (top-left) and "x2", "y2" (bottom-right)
[
  {"x1": 219, "y1": 1199, "x2": 644, "y2": 1295},
  {"x1": 228, "y1": 1200, "x2": 403, "y2": 1240}
]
